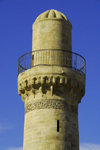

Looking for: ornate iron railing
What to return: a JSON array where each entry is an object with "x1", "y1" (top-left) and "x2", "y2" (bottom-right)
[{"x1": 18, "y1": 49, "x2": 86, "y2": 76}]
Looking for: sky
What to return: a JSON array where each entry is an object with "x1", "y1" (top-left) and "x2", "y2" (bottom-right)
[{"x1": 0, "y1": 0, "x2": 100, "y2": 150}]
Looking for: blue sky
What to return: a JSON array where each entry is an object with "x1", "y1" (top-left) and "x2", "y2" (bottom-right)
[{"x1": 0, "y1": 0, "x2": 100, "y2": 150}]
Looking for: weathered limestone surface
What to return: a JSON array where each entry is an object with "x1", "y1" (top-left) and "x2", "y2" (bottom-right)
[{"x1": 18, "y1": 9, "x2": 85, "y2": 150}]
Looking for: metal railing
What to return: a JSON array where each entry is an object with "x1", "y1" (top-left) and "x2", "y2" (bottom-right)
[{"x1": 18, "y1": 49, "x2": 86, "y2": 76}]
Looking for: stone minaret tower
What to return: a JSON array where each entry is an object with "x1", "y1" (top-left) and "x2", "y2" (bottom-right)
[{"x1": 18, "y1": 10, "x2": 86, "y2": 150}]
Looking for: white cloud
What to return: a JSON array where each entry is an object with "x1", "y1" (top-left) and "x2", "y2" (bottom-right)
[
  {"x1": 6, "y1": 143, "x2": 100, "y2": 150},
  {"x1": 80, "y1": 143, "x2": 100, "y2": 150},
  {"x1": 8, "y1": 148, "x2": 23, "y2": 150},
  {"x1": 0, "y1": 123, "x2": 14, "y2": 133}
]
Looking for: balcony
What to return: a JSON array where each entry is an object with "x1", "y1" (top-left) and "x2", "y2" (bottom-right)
[{"x1": 18, "y1": 49, "x2": 86, "y2": 76}]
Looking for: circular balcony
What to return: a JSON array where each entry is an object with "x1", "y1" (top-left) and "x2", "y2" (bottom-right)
[{"x1": 18, "y1": 49, "x2": 86, "y2": 76}]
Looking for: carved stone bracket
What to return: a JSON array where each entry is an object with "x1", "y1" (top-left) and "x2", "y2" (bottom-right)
[{"x1": 18, "y1": 75, "x2": 85, "y2": 99}]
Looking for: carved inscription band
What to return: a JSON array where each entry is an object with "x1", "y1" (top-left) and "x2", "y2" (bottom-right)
[{"x1": 25, "y1": 100, "x2": 66, "y2": 113}]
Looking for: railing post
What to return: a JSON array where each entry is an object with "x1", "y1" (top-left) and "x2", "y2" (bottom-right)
[{"x1": 74, "y1": 54, "x2": 77, "y2": 70}]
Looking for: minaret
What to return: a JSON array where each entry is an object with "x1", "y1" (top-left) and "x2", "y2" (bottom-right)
[{"x1": 18, "y1": 9, "x2": 86, "y2": 150}]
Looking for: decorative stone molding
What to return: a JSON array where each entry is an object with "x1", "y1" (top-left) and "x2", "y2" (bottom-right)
[
  {"x1": 25, "y1": 100, "x2": 64, "y2": 113},
  {"x1": 25, "y1": 99, "x2": 78, "y2": 113}
]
